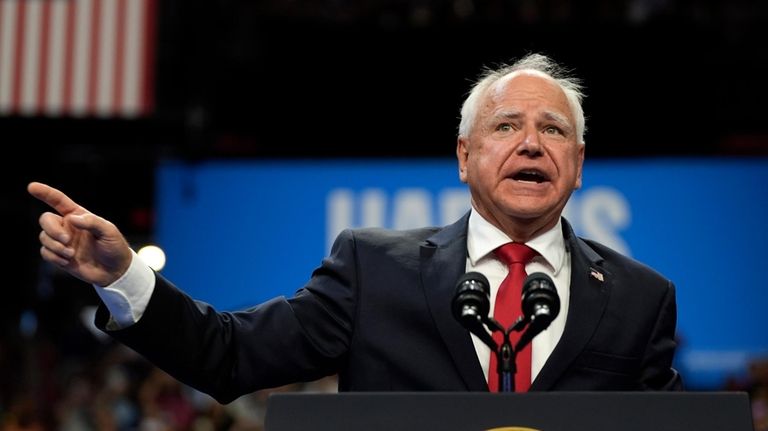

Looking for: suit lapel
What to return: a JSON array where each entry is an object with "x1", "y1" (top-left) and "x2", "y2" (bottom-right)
[
  {"x1": 420, "y1": 212, "x2": 488, "y2": 391},
  {"x1": 530, "y1": 218, "x2": 612, "y2": 390}
]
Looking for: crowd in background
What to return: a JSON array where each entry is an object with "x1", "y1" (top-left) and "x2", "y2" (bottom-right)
[
  {"x1": 0, "y1": 263, "x2": 338, "y2": 431},
  {"x1": 0, "y1": 318, "x2": 337, "y2": 431}
]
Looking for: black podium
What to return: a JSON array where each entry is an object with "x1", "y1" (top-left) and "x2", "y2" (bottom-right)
[{"x1": 264, "y1": 392, "x2": 754, "y2": 431}]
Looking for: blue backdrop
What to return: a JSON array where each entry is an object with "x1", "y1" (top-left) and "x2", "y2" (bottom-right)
[{"x1": 154, "y1": 157, "x2": 768, "y2": 390}]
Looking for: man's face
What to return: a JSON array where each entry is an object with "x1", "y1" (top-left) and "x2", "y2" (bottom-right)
[{"x1": 457, "y1": 73, "x2": 585, "y2": 234}]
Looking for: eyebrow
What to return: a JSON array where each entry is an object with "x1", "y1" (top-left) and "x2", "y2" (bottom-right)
[
  {"x1": 493, "y1": 109, "x2": 573, "y2": 131},
  {"x1": 541, "y1": 111, "x2": 574, "y2": 132}
]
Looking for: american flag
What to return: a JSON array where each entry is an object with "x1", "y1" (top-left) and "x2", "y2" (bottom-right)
[{"x1": 0, "y1": 0, "x2": 156, "y2": 118}]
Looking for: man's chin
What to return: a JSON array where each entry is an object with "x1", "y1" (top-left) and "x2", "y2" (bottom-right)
[
  {"x1": 502, "y1": 200, "x2": 555, "y2": 219},
  {"x1": 503, "y1": 205, "x2": 561, "y2": 226}
]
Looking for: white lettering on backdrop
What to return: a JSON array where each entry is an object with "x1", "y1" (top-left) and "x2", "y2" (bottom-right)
[{"x1": 327, "y1": 186, "x2": 632, "y2": 257}]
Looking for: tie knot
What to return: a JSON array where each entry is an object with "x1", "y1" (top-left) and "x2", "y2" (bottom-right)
[{"x1": 494, "y1": 242, "x2": 537, "y2": 266}]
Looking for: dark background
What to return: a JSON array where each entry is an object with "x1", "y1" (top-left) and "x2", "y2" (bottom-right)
[{"x1": 3, "y1": 0, "x2": 768, "y2": 409}]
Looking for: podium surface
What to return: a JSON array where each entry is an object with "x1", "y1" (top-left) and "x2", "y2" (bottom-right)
[{"x1": 265, "y1": 391, "x2": 754, "y2": 431}]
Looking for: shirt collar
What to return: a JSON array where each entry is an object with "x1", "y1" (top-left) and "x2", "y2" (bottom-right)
[{"x1": 467, "y1": 208, "x2": 566, "y2": 275}]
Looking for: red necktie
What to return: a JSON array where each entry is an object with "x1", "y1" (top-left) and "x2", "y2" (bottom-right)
[{"x1": 489, "y1": 242, "x2": 538, "y2": 392}]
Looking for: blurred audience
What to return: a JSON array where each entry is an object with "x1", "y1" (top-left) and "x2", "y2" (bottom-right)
[{"x1": 0, "y1": 302, "x2": 337, "y2": 431}]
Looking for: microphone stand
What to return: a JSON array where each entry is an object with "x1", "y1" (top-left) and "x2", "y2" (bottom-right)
[{"x1": 477, "y1": 315, "x2": 530, "y2": 393}]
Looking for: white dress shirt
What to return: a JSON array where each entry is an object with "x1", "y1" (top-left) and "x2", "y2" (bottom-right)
[{"x1": 465, "y1": 209, "x2": 571, "y2": 386}]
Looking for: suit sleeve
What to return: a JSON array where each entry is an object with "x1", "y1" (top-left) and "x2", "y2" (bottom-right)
[
  {"x1": 640, "y1": 280, "x2": 683, "y2": 390},
  {"x1": 94, "y1": 229, "x2": 361, "y2": 404}
]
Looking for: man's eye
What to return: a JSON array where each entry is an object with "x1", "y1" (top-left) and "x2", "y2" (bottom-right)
[
  {"x1": 544, "y1": 125, "x2": 562, "y2": 135},
  {"x1": 497, "y1": 123, "x2": 513, "y2": 132}
]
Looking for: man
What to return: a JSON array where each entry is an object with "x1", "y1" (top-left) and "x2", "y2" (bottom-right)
[{"x1": 29, "y1": 53, "x2": 681, "y2": 404}]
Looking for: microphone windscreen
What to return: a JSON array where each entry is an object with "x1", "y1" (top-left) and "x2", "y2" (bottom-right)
[
  {"x1": 522, "y1": 272, "x2": 560, "y2": 323},
  {"x1": 452, "y1": 271, "x2": 491, "y2": 323}
]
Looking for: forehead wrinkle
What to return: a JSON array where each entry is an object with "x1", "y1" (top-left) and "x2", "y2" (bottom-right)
[{"x1": 492, "y1": 108, "x2": 523, "y2": 121}]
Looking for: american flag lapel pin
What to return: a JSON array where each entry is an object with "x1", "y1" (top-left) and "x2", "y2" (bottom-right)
[{"x1": 589, "y1": 268, "x2": 604, "y2": 282}]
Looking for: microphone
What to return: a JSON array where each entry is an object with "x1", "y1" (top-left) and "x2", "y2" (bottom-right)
[
  {"x1": 452, "y1": 271, "x2": 491, "y2": 327},
  {"x1": 521, "y1": 272, "x2": 560, "y2": 326},
  {"x1": 515, "y1": 272, "x2": 560, "y2": 352},
  {"x1": 452, "y1": 272, "x2": 497, "y2": 350}
]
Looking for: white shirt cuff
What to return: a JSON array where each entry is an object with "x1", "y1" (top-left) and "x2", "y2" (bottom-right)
[{"x1": 93, "y1": 249, "x2": 156, "y2": 329}]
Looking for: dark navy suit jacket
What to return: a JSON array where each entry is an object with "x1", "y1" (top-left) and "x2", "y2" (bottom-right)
[{"x1": 97, "y1": 214, "x2": 681, "y2": 404}]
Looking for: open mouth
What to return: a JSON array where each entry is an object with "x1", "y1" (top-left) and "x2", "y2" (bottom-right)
[{"x1": 512, "y1": 169, "x2": 550, "y2": 183}]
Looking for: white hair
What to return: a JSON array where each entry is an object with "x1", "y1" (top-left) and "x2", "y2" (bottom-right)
[{"x1": 458, "y1": 53, "x2": 586, "y2": 144}]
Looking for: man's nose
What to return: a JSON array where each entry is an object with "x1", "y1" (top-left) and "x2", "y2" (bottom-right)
[{"x1": 517, "y1": 128, "x2": 543, "y2": 156}]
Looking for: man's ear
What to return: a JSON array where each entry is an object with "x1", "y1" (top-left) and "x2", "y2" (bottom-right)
[
  {"x1": 457, "y1": 137, "x2": 469, "y2": 183},
  {"x1": 574, "y1": 143, "x2": 585, "y2": 189}
]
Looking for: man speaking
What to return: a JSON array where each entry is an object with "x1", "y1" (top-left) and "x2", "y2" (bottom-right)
[{"x1": 28, "y1": 53, "x2": 681, "y2": 404}]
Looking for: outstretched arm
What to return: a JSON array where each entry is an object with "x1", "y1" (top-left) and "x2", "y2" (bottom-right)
[{"x1": 28, "y1": 181, "x2": 133, "y2": 287}]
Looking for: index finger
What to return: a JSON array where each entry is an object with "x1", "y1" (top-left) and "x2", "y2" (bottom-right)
[{"x1": 27, "y1": 182, "x2": 85, "y2": 216}]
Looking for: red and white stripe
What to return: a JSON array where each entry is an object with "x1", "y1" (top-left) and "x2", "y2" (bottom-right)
[{"x1": 0, "y1": 0, "x2": 156, "y2": 118}]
